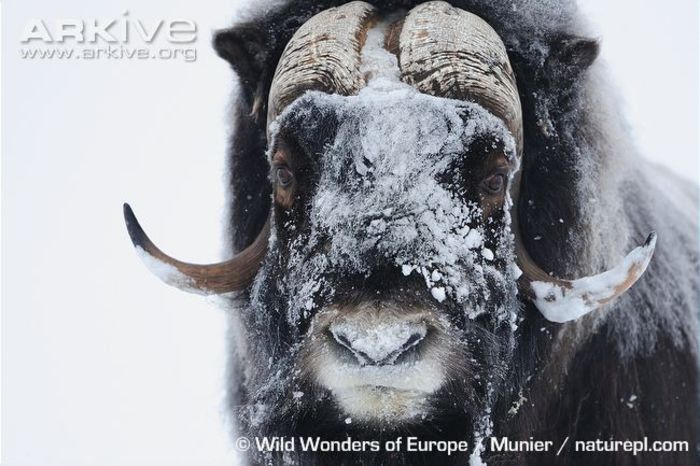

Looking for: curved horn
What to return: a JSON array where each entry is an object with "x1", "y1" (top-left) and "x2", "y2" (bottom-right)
[
  {"x1": 397, "y1": 1, "x2": 523, "y2": 152},
  {"x1": 396, "y1": 2, "x2": 656, "y2": 322},
  {"x1": 267, "y1": 1, "x2": 378, "y2": 130},
  {"x1": 125, "y1": 3, "x2": 376, "y2": 295},
  {"x1": 507, "y1": 138, "x2": 656, "y2": 321},
  {"x1": 123, "y1": 203, "x2": 269, "y2": 295},
  {"x1": 514, "y1": 207, "x2": 657, "y2": 323}
]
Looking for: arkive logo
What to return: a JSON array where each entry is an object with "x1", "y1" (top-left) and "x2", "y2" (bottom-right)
[
  {"x1": 19, "y1": 11, "x2": 198, "y2": 62},
  {"x1": 20, "y1": 11, "x2": 197, "y2": 44}
]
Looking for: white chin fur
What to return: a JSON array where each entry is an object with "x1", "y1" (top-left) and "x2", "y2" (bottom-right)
[{"x1": 333, "y1": 386, "x2": 432, "y2": 422}]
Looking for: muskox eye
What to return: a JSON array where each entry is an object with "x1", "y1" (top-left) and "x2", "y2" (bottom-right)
[
  {"x1": 482, "y1": 173, "x2": 506, "y2": 194},
  {"x1": 276, "y1": 166, "x2": 294, "y2": 187}
]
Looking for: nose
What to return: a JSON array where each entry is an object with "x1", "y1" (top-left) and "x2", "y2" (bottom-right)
[{"x1": 328, "y1": 322, "x2": 428, "y2": 366}]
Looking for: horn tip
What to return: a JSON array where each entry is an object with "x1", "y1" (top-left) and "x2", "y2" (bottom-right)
[
  {"x1": 644, "y1": 231, "x2": 657, "y2": 249},
  {"x1": 122, "y1": 202, "x2": 147, "y2": 249},
  {"x1": 123, "y1": 202, "x2": 134, "y2": 224}
]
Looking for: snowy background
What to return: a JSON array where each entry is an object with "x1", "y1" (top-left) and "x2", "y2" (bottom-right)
[{"x1": 2, "y1": 0, "x2": 697, "y2": 465}]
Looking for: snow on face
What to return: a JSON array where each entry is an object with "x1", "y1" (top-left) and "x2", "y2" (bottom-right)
[
  {"x1": 257, "y1": 83, "x2": 520, "y2": 330},
  {"x1": 239, "y1": 15, "x2": 528, "y2": 439}
]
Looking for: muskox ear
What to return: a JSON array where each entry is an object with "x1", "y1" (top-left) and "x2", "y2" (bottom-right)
[
  {"x1": 545, "y1": 35, "x2": 600, "y2": 81},
  {"x1": 213, "y1": 26, "x2": 267, "y2": 95}
]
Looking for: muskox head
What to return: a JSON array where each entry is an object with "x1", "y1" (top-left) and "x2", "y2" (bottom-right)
[{"x1": 124, "y1": 0, "x2": 656, "y2": 439}]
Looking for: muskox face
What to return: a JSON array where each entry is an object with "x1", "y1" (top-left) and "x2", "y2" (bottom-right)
[
  {"x1": 248, "y1": 84, "x2": 519, "y2": 429},
  {"x1": 123, "y1": 0, "x2": 656, "y2": 445}
]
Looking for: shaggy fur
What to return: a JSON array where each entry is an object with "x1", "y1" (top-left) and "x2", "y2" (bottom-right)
[{"x1": 213, "y1": 1, "x2": 700, "y2": 464}]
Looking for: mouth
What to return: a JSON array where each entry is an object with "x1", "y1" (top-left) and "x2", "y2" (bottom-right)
[
  {"x1": 314, "y1": 358, "x2": 445, "y2": 422},
  {"x1": 330, "y1": 385, "x2": 434, "y2": 422},
  {"x1": 317, "y1": 353, "x2": 445, "y2": 393},
  {"x1": 299, "y1": 303, "x2": 463, "y2": 422}
]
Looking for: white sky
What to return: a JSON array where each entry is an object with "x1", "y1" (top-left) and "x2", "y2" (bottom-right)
[
  {"x1": 580, "y1": 0, "x2": 699, "y2": 182},
  {"x1": 2, "y1": 1, "x2": 698, "y2": 465}
]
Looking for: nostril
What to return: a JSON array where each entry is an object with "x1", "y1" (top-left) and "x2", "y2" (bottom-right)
[
  {"x1": 328, "y1": 323, "x2": 428, "y2": 366},
  {"x1": 400, "y1": 332, "x2": 425, "y2": 353},
  {"x1": 333, "y1": 332, "x2": 353, "y2": 351},
  {"x1": 331, "y1": 331, "x2": 359, "y2": 356},
  {"x1": 385, "y1": 331, "x2": 425, "y2": 366}
]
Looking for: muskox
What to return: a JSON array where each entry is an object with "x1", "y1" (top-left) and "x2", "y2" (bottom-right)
[{"x1": 124, "y1": 0, "x2": 699, "y2": 464}]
